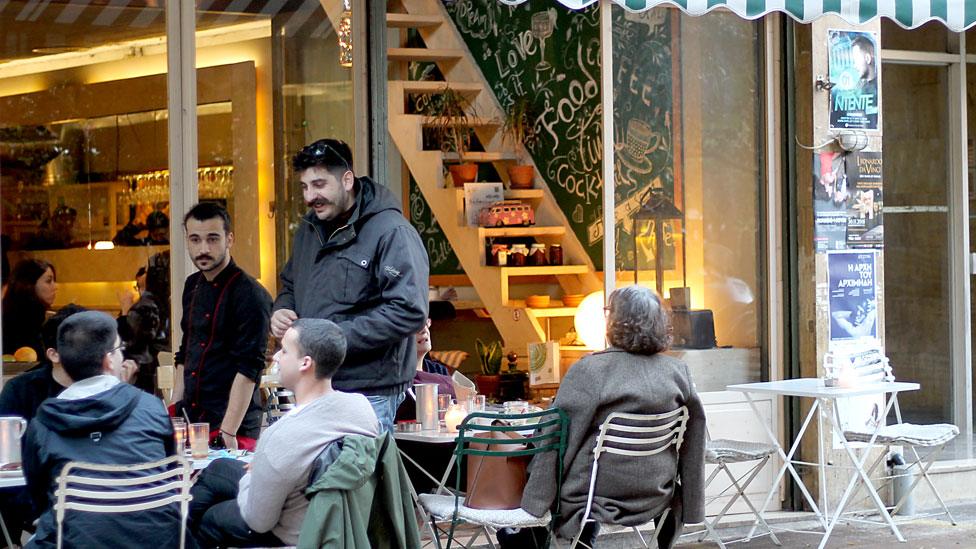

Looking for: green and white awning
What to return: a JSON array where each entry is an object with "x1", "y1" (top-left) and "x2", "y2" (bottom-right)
[{"x1": 497, "y1": 0, "x2": 976, "y2": 31}]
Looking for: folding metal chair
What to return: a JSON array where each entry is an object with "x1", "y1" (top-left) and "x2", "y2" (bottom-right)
[
  {"x1": 842, "y1": 399, "x2": 958, "y2": 525},
  {"x1": 418, "y1": 408, "x2": 569, "y2": 549},
  {"x1": 838, "y1": 349, "x2": 958, "y2": 525},
  {"x1": 53, "y1": 455, "x2": 193, "y2": 549},
  {"x1": 569, "y1": 407, "x2": 689, "y2": 549},
  {"x1": 697, "y1": 437, "x2": 780, "y2": 548}
]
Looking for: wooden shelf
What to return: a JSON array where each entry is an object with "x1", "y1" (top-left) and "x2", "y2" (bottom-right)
[
  {"x1": 507, "y1": 300, "x2": 578, "y2": 317},
  {"x1": 388, "y1": 48, "x2": 464, "y2": 62},
  {"x1": 419, "y1": 115, "x2": 498, "y2": 128},
  {"x1": 499, "y1": 265, "x2": 589, "y2": 277},
  {"x1": 478, "y1": 226, "x2": 566, "y2": 238},
  {"x1": 395, "y1": 81, "x2": 483, "y2": 96},
  {"x1": 386, "y1": 13, "x2": 442, "y2": 28},
  {"x1": 454, "y1": 188, "x2": 543, "y2": 200}
]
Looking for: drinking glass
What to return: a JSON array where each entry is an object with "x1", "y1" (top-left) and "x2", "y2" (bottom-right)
[
  {"x1": 171, "y1": 418, "x2": 186, "y2": 455},
  {"x1": 437, "y1": 394, "x2": 452, "y2": 423},
  {"x1": 189, "y1": 422, "x2": 210, "y2": 459}
]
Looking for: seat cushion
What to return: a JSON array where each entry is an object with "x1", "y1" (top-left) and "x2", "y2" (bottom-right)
[
  {"x1": 844, "y1": 423, "x2": 960, "y2": 447},
  {"x1": 418, "y1": 494, "x2": 550, "y2": 529},
  {"x1": 706, "y1": 439, "x2": 777, "y2": 463}
]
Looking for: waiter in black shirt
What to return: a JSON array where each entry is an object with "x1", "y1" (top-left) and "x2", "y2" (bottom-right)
[{"x1": 173, "y1": 202, "x2": 271, "y2": 451}]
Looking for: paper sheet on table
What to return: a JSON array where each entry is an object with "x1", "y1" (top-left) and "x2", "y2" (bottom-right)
[{"x1": 452, "y1": 371, "x2": 476, "y2": 402}]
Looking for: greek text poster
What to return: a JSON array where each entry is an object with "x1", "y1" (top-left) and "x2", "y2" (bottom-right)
[{"x1": 828, "y1": 251, "x2": 878, "y2": 341}]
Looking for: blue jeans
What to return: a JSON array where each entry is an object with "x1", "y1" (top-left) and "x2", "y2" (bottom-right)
[{"x1": 366, "y1": 392, "x2": 406, "y2": 433}]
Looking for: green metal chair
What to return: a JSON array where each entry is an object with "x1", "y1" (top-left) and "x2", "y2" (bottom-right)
[{"x1": 418, "y1": 408, "x2": 568, "y2": 549}]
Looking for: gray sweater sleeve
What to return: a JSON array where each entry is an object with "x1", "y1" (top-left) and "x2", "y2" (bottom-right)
[{"x1": 237, "y1": 449, "x2": 293, "y2": 533}]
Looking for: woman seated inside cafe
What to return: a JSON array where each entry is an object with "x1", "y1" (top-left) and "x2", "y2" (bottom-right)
[{"x1": 502, "y1": 285, "x2": 706, "y2": 549}]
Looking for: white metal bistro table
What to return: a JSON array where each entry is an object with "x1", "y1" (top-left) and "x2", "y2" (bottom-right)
[
  {"x1": 0, "y1": 470, "x2": 26, "y2": 548},
  {"x1": 727, "y1": 378, "x2": 920, "y2": 549}
]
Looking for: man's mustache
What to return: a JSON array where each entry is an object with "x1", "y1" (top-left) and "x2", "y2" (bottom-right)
[
  {"x1": 308, "y1": 199, "x2": 331, "y2": 207},
  {"x1": 195, "y1": 255, "x2": 213, "y2": 262}
]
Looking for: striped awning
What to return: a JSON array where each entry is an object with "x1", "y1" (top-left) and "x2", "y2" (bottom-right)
[{"x1": 496, "y1": 0, "x2": 976, "y2": 31}]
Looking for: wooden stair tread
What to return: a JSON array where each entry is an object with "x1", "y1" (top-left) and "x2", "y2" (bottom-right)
[
  {"x1": 499, "y1": 265, "x2": 589, "y2": 276},
  {"x1": 388, "y1": 47, "x2": 464, "y2": 62},
  {"x1": 393, "y1": 81, "x2": 483, "y2": 95},
  {"x1": 443, "y1": 152, "x2": 516, "y2": 162},
  {"x1": 386, "y1": 13, "x2": 442, "y2": 28},
  {"x1": 478, "y1": 226, "x2": 566, "y2": 238},
  {"x1": 417, "y1": 115, "x2": 498, "y2": 127}
]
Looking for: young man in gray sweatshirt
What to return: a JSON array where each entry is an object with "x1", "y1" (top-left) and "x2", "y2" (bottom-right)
[{"x1": 188, "y1": 318, "x2": 379, "y2": 548}]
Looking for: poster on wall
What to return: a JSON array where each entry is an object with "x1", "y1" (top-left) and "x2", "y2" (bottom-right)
[
  {"x1": 828, "y1": 250, "x2": 878, "y2": 341},
  {"x1": 828, "y1": 30, "x2": 880, "y2": 131},
  {"x1": 813, "y1": 151, "x2": 884, "y2": 251},
  {"x1": 845, "y1": 152, "x2": 883, "y2": 247},
  {"x1": 813, "y1": 151, "x2": 849, "y2": 252}
]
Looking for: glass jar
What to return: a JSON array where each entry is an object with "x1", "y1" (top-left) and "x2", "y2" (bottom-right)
[
  {"x1": 549, "y1": 244, "x2": 563, "y2": 265},
  {"x1": 509, "y1": 244, "x2": 528, "y2": 266},
  {"x1": 529, "y1": 243, "x2": 547, "y2": 266}
]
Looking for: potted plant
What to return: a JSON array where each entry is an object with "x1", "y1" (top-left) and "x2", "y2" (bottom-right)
[
  {"x1": 474, "y1": 338, "x2": 503, "y2": 399},
  {"x1": 501, "y1": 94, "x2": 539, "y2": 189},
  {"x1": 426, "y1": 86, "x2": 478, "y2": 187}
]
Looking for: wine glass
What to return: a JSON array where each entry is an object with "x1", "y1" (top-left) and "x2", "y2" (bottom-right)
[{"x1": 531, "y1": 11, "x2": 554, "y2": 71}]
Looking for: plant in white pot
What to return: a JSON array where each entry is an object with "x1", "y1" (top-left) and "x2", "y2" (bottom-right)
[{"x1": 502, "y1": 94, "x2": 539, "y2": 189}]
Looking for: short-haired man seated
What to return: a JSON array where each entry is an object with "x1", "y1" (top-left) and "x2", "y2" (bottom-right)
[
  {"x1": 189, "y1": 318, "x2": 379, "y2": 548},
  {"x1": 22, "y1": 311, "x2": 177, "y2": 549}
]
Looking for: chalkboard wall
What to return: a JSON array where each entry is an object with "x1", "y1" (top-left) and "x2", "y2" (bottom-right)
[{"x1": 409, "y1": 1, "x2": 678, "y2": 273}]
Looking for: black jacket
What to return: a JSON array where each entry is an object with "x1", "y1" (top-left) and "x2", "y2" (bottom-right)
[
  {"x1": 0, "y1": 362, "x2": 65, "y2": 423},
  {"x1": 22, "y1": 381, "x2": 179, "y2": 549},
  {"x1": 274, "y1": 176, "x2": 429, "y2": 395}
]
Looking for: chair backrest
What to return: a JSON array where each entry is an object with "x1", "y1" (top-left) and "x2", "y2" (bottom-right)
[
  {"x1": 454, "y1": 408, "x2": 569, "y2": 515},
  {"x1": 592, "y1": 408, "x2": 690, "y2": 461},
  {"x1": 53, "y1": 455, "x2": 192, "y2": 549},
  {"x1": 577, "y1": 407, "x2": 689, "y2": 533}
]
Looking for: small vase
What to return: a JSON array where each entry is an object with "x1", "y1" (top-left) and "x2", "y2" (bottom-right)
[
  {"x1": 507, "y1": 165, "x2": 534, "y2": 189},
  {"x1": 449, "y1": 163, "x2": 479, "y2": 187},
  {"x1": 474, "y1": 374, "x2": 501, "y2": 399}
]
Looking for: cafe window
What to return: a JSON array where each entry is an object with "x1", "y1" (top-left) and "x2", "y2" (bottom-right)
[
  {"x1": 1, "y1": 3, "x2": 176, "y2": 357},
  {"x1": 613, "y1": 9, "x2": 766, "y2": 391}
]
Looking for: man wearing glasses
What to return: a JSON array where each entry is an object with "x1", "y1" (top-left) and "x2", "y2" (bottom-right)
[
  {"x1": 271, "y1": 139, "x2": 428, "y2": 432},
  {"x1": 21, "y1": 311, "x2": 178, "y2": 548}
]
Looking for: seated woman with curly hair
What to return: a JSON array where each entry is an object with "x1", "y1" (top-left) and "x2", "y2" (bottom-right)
[{"x1": 500, "y1": 285, "x2": 706, "y2": 549}]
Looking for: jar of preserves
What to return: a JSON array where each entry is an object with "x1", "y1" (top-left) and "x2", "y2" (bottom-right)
[
  {"x1": 509, "y1": 244, "x2": 528, "y2": 266},
  {"x1": 549, "y1": 244, "x2": 563, "y2": 266},
  {"x1": 529, "y1": 243, "x2": 547, "y2": 266}
]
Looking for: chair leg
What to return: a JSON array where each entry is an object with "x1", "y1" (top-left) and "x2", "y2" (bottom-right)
[
  {"x1": 892, "y1": 445, "x2": 956, "y2": 525},
  {"x1": 722, "y1": 460, "x2": 780, "y2": 546},
  {"x1": 631, "y1": 526, "x2": 650, "y2": 548},
  {"x1": 648, "y1": 508, "x2": 670, "y2": 548}
]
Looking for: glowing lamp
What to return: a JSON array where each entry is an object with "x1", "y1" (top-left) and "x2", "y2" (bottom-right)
[{"x1": 573, "y1": 291, "x2": 607, "y2": 351}]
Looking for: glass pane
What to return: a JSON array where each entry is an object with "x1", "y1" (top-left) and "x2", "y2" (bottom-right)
[
  {"x1": 882, "y1": 64, "x2": 954, "y2": 433},
  {"x1": 612, "y1": 10, "x2": 764, "y2": 392},
  {"x1": 191, "y1": 2, "x2": 355, "y2": 282},
  {"x1": 1, "y1": 2, "x2": 173, "y2": 393},
  {"x1": 882, "y1": 19, "x2": 951, "y2": 52}
]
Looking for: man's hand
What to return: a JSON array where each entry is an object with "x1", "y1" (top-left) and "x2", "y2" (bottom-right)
[
  {"x1": 120, "y1": 359, "x2": 139, "y2": 384},
  {"x1": 271, "y1": 309, "x2": 298, "y2": 338},
  {"x1": 221, "y1": 430, "x2": 239, "y2": 451}
]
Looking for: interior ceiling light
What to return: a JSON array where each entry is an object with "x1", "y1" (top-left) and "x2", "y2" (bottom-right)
[{"x1": 337, "y1": 0, "x2": 352, "y2": 68}]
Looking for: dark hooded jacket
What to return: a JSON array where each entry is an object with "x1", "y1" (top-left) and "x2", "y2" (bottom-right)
[
  {"x1": 273, "y1": 176, "x2": 429, "y2": 395},
  {"x1": 22, "y1": 381, "x2": 179, "y2": 549}
]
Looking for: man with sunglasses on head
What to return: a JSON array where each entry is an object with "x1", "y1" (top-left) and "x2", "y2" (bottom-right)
[{"x1": 271, "y1": 139, "x2": 428, "y2": 432}]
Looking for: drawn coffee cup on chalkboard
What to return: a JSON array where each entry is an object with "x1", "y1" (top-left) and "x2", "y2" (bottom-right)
[
  {"x1": 615, "y1": 119, "x2": 657, "y2": 175},
  {"x1": 531, "y1": 11, "x2": 554, "y2": 71}
]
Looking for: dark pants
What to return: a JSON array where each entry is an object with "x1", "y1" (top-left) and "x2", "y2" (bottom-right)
[
  {"x1": 497, "y1": 523, "x2": 598, "y2": 548},
  {"x1": 188, "y1": 459, "x2": 284, "y2": 549}
]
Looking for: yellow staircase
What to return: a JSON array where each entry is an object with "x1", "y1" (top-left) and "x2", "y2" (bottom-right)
[{"x1": 385, "y1": 0, "x2": 601, "y2": 351}]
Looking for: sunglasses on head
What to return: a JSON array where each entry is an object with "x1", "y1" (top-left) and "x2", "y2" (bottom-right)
[{"x1": 305, "y1": 141, "x2": 352, "y2": 174}]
